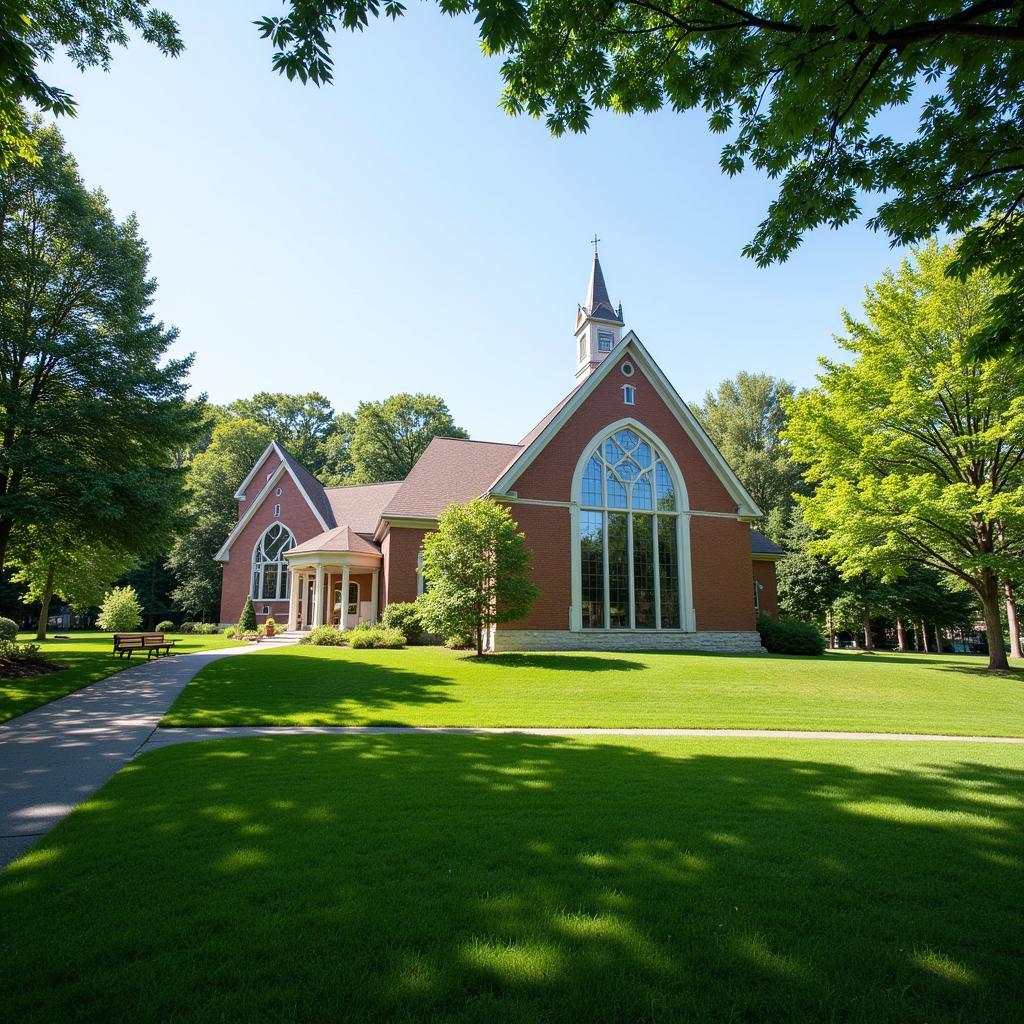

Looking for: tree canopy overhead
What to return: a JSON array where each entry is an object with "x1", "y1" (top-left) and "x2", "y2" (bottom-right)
[
  {"x1": 7, "y1": 3, "x2": 1024, "y2": 356},
  {"x1": 785, "y1": 240, "x2": 1024, "y2": 671}
]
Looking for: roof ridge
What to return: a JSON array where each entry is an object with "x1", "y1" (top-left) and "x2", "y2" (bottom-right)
[{"x1": 322, "y1": 480, "x2": 404, "y2": 491}]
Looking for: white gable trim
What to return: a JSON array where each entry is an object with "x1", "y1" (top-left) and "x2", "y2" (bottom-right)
[
  {"x1": 216, "y1": 459, "x2": 331, "y2": 562},
  {"x1": 234, "y1": 441, "x2": 282, "y2": 500},
  {"x1": 489, "y1": 332, "x2": 761, "y2": 518}
]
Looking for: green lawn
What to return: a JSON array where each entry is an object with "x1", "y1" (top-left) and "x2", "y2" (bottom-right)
[
  {"x1": 163, "y1": 645, "x2": 1024, "y2": 736},
  {"x1": 2, "y1": 734, "x2": 1021, "y2": 1022},
  {"x1": 0, "y1": 632, "x2": 243, "y2": 724}
]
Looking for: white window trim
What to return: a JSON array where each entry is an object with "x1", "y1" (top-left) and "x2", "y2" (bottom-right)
[
  {"x1": 274, "y1": 503, "x2": 281, "y2": 517},
  {"x1": 622, "y1": 384, "x2": 635, "y2": 406},
  {"x1": 568, "y1": 420, "x2": 695, "y2": 633},
  {"x1": 250, "y1": 523, "x2": 295, "y2": 602}
]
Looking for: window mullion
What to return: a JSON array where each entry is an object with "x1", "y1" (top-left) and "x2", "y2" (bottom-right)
[
  {"x1": 627, "y1": 508, "x2": 635, "y2": 630},
  {"x1": 602, "y1": 511, "x2": 610, "y2": 630},
  {"x1": 653, "y1": 513, "x2": 661, "y2": 630}
]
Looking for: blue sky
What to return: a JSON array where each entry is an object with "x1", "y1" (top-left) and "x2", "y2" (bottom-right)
[{"x1": 48, "y1": 1, "x2": 909, "y2": 443}]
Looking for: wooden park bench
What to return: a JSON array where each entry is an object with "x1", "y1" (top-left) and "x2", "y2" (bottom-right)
[{"x1": 112, "y1": 632, "x2": 177, "y2": 660}]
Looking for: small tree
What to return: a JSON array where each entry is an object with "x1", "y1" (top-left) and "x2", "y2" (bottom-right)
[
  {"x1": 419, "y1": 499, "x2": 538, "y2": 656},
  {"x1": 238, "y1": 596, "x2": 257, "y2": 632},
  {"x1": 96, "y1": 586, "x2": 143, "y2": 633}
]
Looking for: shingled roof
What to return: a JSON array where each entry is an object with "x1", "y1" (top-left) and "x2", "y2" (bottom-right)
[
  {"x1": 278, "y1": 445, "x2": 336, "y2": 528},
  {"x1": 325, "y1": 480, "x2": 403, "y2": 534},
  {"x1": 583, "y1": 252, "x2": 623, "y2": 324},
  {"x1": 381, "y1": 437, "x2": 523, "y2": 519},
  {"x1": 289, "y1": 525, "x2": 381, "y2": 556},
  {"x1": 751, "y1": 529, "x2": 785, "y2": 557}
]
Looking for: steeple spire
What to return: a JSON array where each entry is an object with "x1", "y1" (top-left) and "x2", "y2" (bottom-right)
[
  {"x1": 574, "y1": 244, "x2": 625, "y2": 381},
  {"x1": 583, "y1": 250, "x2": 623, "y2": 325}
]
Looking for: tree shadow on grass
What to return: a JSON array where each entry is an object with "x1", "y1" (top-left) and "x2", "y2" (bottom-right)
[
  {"x1": 833, "y1": 651, "x2": 1024, "y2": 681},
  {"x1": 2, "y1": 734, "x2": 1022, "y2": 1023},
  {"x1": 162, "y1": 653, "x2": 462, "y2": 726}
]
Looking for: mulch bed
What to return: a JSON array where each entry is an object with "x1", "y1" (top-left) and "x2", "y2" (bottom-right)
[{"x1": 0, "y1": 657, "x2": 65, "y2": 680}]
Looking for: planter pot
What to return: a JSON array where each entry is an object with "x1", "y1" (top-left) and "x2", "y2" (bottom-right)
[{"x1": 265, "y1": 624, "x2": 275, "y2": 637}]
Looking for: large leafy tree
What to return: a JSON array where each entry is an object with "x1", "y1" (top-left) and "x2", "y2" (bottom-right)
[
  {"x1": 349, "y1": 393, "x2": 467, "y2": 482},
  {"x1": 419, "y1": 498, "x2": 538, "y2": 656},
  {"x1": 166, "y1": 416, "x2": 274, "y2": 620},
  {"x1": 9, "y1": 523, "x2": 135, "y2": 639},
  {"x1": 226, "y1": 392, "x2": 336, "y2": 473},
  {"x1": 786, "y1": 240, "x2": 1024, "y2": 671},
  {"x1": 692, "y1": 372, "x2": 799, "y2": 540},
  {"x1": 0, "y1": 117, "x2": 203, "y2": 573}
]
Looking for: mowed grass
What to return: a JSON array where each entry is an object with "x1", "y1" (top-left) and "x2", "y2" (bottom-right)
[
  {"x1": 163, "y1": 645, "x2": 1024, "y2": 735},
  {"x1": 2, "y1": 734, "x2": 1021, "y2": 1023},
  {"x1": 0, "y1": 632, "x2": 243, "y2": 723}
]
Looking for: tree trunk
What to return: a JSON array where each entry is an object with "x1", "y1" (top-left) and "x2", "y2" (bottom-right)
[
  {"x1": 0, "y1": 514, "x2": 13, "y2": 575},
  {"x1": 35, "y1": 563, "x2": 56, "y2": 641},
  {"x1": 934, "y1": 624, "x2": 943, "y2": 655},
  {"x1": 1005, "y1": 582, "x2": 1022, "y2": 660},
  {"x1": 920, "y1": 621, "x2": 929, "y2": 653},
  {"x1": 979, "y1": 569, "x2": 1010, "y2": 671},
  {"x1": 827, "y1": 609, "x2": 836, "y2": 649},
  {"x1": 476, "y1": 621, "x2": 484, "y2": 657},
  {"x1": 896, "y1": 618, "x2": 907, "y2": 651},
  {"x1": 862, "y1": 608, "x2": 874, "y2": 650}
]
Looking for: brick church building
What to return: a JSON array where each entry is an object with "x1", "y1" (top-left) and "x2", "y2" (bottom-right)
[{"x1": 217, "y1": 252, "x2": 783, "y2": 651}]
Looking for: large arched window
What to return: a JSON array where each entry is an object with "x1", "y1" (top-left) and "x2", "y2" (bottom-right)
[
  {"x1": 577, "y1": 427, "x2": 683, "y2": 630},
  {"x1": 251, "y1": 523, "x2": 295, "y2": 601}
]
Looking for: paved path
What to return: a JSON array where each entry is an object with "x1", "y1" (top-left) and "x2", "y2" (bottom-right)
[
  {"x1": 0, "y1": 644, "x2": 285, "y2": 868},
  {"x1": 144, "y1": 725, "x2": 1024, "y2": 750}
]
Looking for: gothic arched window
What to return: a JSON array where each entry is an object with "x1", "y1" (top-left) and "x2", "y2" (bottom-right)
[
  {"x1": 251, "y1": 523, "x2": 295, "y2": 601},
  {"x1": 577, "y1": 427, "x2": 683, "y2": 630}
]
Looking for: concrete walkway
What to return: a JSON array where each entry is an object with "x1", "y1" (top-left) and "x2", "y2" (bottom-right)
[
  {"x1": 0, "y1": 643, "x2": 284, "y2": 868},
  {"x1": 144, "y1": 725, "x2": 1024, "y2": 750}
]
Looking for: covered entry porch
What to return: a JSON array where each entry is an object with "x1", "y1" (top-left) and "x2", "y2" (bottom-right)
[{"x1": 284, "y1": 533, "x2": 382, "y2": 631}]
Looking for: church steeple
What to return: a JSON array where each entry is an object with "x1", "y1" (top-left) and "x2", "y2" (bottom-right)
[{"x1": 575, "y1": 243, "x2": 624, "y2": 381}]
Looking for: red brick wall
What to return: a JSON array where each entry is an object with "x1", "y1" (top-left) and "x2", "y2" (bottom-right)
[
  {"x1": 513, "y1": 358, "x2": 737, "y2": 513},
  {"x1": 753, "y1": 560, "x2": 779, "y2": 619},
  {"x1": 501, "y1": 355, "x2": 755, "y2": 632},
  {"x1": 381, "y1": 525, "x2": 430, "y2": 608},
  {"x1": 219, "y1": 466, "x2": 327, "y2": 624},
  {"x1": 690, "y1": 516, "x2": 758, "y2": 631},
  {"x1": 502, "y1": 503, "x2": 571, "y2": 629}
]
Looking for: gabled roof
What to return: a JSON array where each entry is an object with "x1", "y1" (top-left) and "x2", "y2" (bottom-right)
[
  {"x1": 325, "y1": 481, "x2": 403, "y2": 533},
  {"x1": 380, "y1": 437, "x2": 523, "y2": 520},
  {"x1": 582, "y1": 252, "x2": 623, "y2": 324},
  {"x1": 289, "y1": 526, "x2": 381, "y2": 557},
  {"x1": 278, "y1": 446, "x2": 336, "y2": 528},
  {"x1": 751, "y1": 529, "x2": 785, "y2": 559},
  {"x1": 489, "y1": 331, "x2": 762, "y2": 517}
]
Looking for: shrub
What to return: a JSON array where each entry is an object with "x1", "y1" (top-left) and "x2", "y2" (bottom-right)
[
  {"x1": 304, "y1": 624, "x2": 346, "y2": 646},
  {"x1": 96, "y1": 586, "x2": 143, "y2": 633},
  {"x1": 154, "y1": 620, "x2": 175, "y2": 633},
  {"x1": 380, "y1": 602, "x2": 423, "y2": 644},
  {"x1": 194, "y1": 623, "x2": 220, "y2": 635},
  {"x1": 757, "y1": 614, "x2": 826, "y2": 656},
  {"x1": 238, "y1": 596, "x2": 257, "y2": 632},
  {"x1": 223, "y1": 627, "x2": 236, "y2": 638},
  {"x1": 238, "y1": 630, "x2": 261, "y2": 642},
  {"x1": 444, "y1": 628, "x2": 475, "y2": 650},
  {"x1": 0, "y1": 638, "x2": 46, "y2": 664},
  {"x1": 177, "y1": 621, "x2": 196, "y2": 634},
  {"x1": 348, "y1": 626, "x2": 405, "y2": 649},
  {"x1": 0, "y1": 617, "x2": 17, "y2": 641}
]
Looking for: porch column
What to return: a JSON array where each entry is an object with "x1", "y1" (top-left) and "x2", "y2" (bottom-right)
[
  {"x1": 340, "y1": 565, "x2": 351, "y2": 630},
  {"x1": 312, "y1": 563, "x2": 324, "y2": 628},
  {"x1": 287, "y1": 567, "x2": 300, "y2": 631},
  {"x1": 370, "y1": 569, "x2": 380, "y2": 623}
]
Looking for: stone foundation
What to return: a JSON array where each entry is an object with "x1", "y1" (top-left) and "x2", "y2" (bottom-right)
[{"x1": 493, "y1": 629, "x2": 765, "y2": 653}]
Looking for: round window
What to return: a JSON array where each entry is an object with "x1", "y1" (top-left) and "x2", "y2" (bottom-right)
[
  {"x1": 621, "y1": 361, "x2": 635, "y2": 377},
  {"x1": 275, "y1": 487, "x2": 283, "y2": 496}
]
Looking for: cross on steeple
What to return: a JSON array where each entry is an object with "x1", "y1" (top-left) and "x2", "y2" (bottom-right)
[{"x1": 590, "y1": 233, "x2": 600, "y2": 253}]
